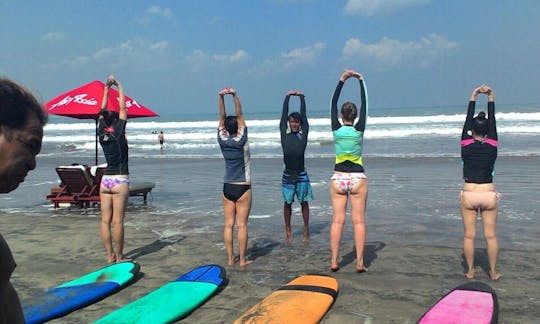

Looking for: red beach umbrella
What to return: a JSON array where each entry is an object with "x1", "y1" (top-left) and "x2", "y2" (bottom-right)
[{"x1": 45, "y1": 80, "x2": 159, "y2": 164}]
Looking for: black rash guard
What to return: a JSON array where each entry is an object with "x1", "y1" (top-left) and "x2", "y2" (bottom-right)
[
  {"x1": 98, "y1": 118, "x2": 129, "y2": 175},
  {"x1": 280, "y1": 94, "x2": 308, "y2": 173},
  {"x1": 461, "y1": 101, "x2": 497, "y2": 183}
]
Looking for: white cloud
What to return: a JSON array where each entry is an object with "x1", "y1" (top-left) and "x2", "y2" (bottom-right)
[
  {"x1": 280, "y1": 42, "x2": 326, "y2": 67},
  {"x1": 135, "y1": 6, "x2": 173, "y2": 25},
  {"x1": 145, "y1": 6, "x2": 172, "y2": 18},
  {"x1": 42, "y1": 32, "x2": 67, "y2": 42},
  {"x1": 344, "y1": 0, "x2": 430, "y2": 16},
  {"x1": 187, "y1": 49, "x2": 250, "y2": 68},
  {"x1": 342, "y1": 34, "x2": 458, "y2": 67},
  {"x1": 149, "y1": 41, "x2": 169, "y2": 51},
  {"x1": 66, "y1": 39, "x2": 169, "y2": 69},
  {"x1": 246, "y1": 42, "x2": 326, "y2": 77}
]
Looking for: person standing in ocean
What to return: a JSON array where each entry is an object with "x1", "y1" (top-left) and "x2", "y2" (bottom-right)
[
  {"x1": 460, "y1": 84, "x2": 502, "y2": 280},
  {"x1": 0, "y1": 78, "x2": 47, "y2": 324},
  {"x1": 98, "y1": 75, "x2": 130, "y2": 264},
  {"x1": 158, "y1": 131, "x2": 164, "y2": 151},
  {"x1": 329, "y1": 69, "x2": 369, "y2": 273},
  {"x1": 217, "y1": 87, "x2": 252, "y2": 268},
  {"x1": 279, "y1": 90, "x2": 312, "y2": 243}
]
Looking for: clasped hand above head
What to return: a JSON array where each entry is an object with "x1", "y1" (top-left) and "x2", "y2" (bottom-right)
[
  {"x1": 106, "y1": 75, "x2": 118, "y2": 88},
  {"x1": 287, "y1": 90, "x2": 304, "y2": 96},
  {"x1": 340, "y1": 69, "x2": 363, "y2": 82},
  {"x1": 219, "y1": 87, "x2": 236, "y2": 96}
]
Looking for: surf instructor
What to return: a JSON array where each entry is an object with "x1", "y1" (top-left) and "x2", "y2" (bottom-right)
[
  {"x1": 217, "y1": 87, "x2": 252, "y2": 268},
  {"x1": 279, "y1": 90, "x2": 312, "y2": 243},
  {"x1": 0, "y1": 78, "x2": 47, "y2": 324}
]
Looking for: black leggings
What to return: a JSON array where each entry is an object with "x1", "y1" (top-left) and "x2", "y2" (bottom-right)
[{"x1": 223, "y1": 183, "x2": 251, "y2": 202}]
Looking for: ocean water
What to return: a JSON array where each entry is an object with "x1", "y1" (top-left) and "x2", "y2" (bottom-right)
[{"x1": 41, "y1": 103, "x2": 540, "y2": 163}]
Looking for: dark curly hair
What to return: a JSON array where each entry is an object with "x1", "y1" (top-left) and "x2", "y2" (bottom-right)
[{"x1": 0, "y1": 78, "x2": 47, "y2": 140}]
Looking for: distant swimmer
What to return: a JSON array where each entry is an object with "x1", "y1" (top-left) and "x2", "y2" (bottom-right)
[
  {"x1": 279, "y1": 90, "x2": 312, "y2": 243},
  {"x1": 460, "y1": 84, "x2": 501, "y2": 281},
  {"x1": 158, "y1": 131, "x2": 164, "y2": 151}
]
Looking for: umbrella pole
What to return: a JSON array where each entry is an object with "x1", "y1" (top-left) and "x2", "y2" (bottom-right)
[{"x1": 95, "y1": 119, "x2": 98, "y2": 165}]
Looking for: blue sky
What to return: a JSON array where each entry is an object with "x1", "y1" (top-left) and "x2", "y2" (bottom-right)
[{"x1": 1, "y1": 0, "x2": 539, "y2": 116}]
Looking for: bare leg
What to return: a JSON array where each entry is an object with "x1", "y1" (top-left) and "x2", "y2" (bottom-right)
[
  {"x1": 301, "y1": 201, "x2": 310, "y2": 241},
  {"x1": 100, "y1": 190, "x2": 116, "y2": 263},
  {"x1": 350, "y1": 179, "x2": 368, "y2": 271},
  {"x1": 112, "y1": 183, "x2": 128, "y2": 262},
  {"x1": 481, "y1": 196, "x2": 501, "y2": 280},
  {"x1": 461, "y1": 199, "x2": 478, "y2": 279},
  {"x1": 330, "y1": 183, "x2": 348, "y2": 271},
  {"x1": 222, "y1": 194, "x2": 236, "y2": 266},
  {"x1": 283, "y1": 202, "x2": 292, "y2": 243},
  {"x1": 236, "y1": 189, "x2": 252, "y2": 268}
]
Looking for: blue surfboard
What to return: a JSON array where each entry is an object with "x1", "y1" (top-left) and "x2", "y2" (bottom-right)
[
  {"x1": 95, "y1": 264, "x2": 226, "y2": 324},
  {"x1": 23, "y1": 261, "x2": 140, "y2": 324}
]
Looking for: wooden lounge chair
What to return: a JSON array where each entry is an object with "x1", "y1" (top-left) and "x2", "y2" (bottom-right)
[{"x1": 46, "y1": 165, "x2": 94, "y2": 208}]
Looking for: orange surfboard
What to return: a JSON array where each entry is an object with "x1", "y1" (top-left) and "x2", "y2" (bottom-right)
[{"x1": 234, "y1": 274, "x2": 338, "y2": 324}]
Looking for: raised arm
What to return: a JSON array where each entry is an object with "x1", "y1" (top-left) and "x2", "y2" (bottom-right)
[
  {"x1": 114, "y1": 77, "x2": 127, "y2": 121},
  {"x1": 218, "y1": 88, "x2": 227, "y2": 128},
  {"x1": 331, "y1": 71, "x2": 352, "y2": 130},
  {"x1": 100, "y1": 77, "x2": 113, "y2": 112},
  {"x1": 462, "y1": 86, "x2": 483, "y2": 139},
  {"x1": 353, "y1": 72, "x2": 367, "y2": 132},
  {"x1": 298, "y1": 92, "x2": 308, "y2": 133},
  {"x1": 485, "y1": 86, "x2": 497, "y2": 140},
  {"x1": 280, "y1": 92, "x2": 291, "y2": 134},
  {"x1": 231, "y1": 88, "x2": 245, "y2": 128}
]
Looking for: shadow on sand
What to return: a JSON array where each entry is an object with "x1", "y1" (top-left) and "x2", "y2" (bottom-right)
[{"x1": 125, "y1": 235, "x2": 185, "y2": 261}]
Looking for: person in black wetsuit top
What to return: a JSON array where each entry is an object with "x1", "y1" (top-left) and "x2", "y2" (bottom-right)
[
  {"x1": 98, "y1": 75, "x2": 130, "y2": 264},
  {"x1": 280, "y1": 90, "x2": 313, "y2": 243},
  {"x1": 460, "y1": 84, "x2": 501, "y2": 281}
]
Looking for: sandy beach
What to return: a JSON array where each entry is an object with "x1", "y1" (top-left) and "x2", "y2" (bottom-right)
[{"x1": 1, "y1": 156, "x2": 539, "y2": 323}]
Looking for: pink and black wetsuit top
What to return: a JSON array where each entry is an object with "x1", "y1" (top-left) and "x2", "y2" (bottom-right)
[
  {"x1": 461, "y1": 101, "x2": 497, "y2": 183},
  {"x1": 98, "y1": 118, "x2": 129, "y2": 175}
]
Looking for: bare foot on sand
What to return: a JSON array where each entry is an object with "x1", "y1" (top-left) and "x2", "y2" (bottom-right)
[
  {"x1": 107, "y1": 254, "x2": 116, "y2": 264},
  {"x1": 303, "y1": 227, "x2": 309, "y2": 242},
  {"x1": 285, "y1": 229, "x2": 292, "y2": 243},
  {"x1": 239, "y1": 260, "x2": 253, "y2": 268},
  {"x1": 356, "y1": 266, "x2": 368, "y2": 273},
  {"x1": 489, "y1": 270, "x2": 502, "y2": 281},
  {"x1": 466, "y1": 269, "x2": 475, "y2": 279}
]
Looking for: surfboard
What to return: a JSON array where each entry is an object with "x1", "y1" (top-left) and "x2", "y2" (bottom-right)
[
  {"x1": 23, "y1": 261, "x2": 140, "y2": 324},
  {"x1": 417, "y1": 281, "x2": 498, "y2": 324},
  {"x1": 234, "y1": 274, "x2": 339, "y2": 324},
  {"x1": 94, "y1": 264, "x2": 226, "y2": 324}
]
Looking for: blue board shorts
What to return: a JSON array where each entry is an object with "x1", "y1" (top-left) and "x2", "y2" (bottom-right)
[{"x1": 281, "y1": 170, "x2": 313, "y2": 204}]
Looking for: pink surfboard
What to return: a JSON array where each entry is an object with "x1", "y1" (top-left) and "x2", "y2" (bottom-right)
[{"x1": 417, "y1": 281, "x2": 498, "y2": 324}]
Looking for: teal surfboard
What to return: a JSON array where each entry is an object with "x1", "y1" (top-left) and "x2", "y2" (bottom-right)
[
  {"x1": 94, "y1": 264, "x2": 226, "y2": 324},
  {"x1": 23, "y1": 261, "x2": 140, "y2": 324}
]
